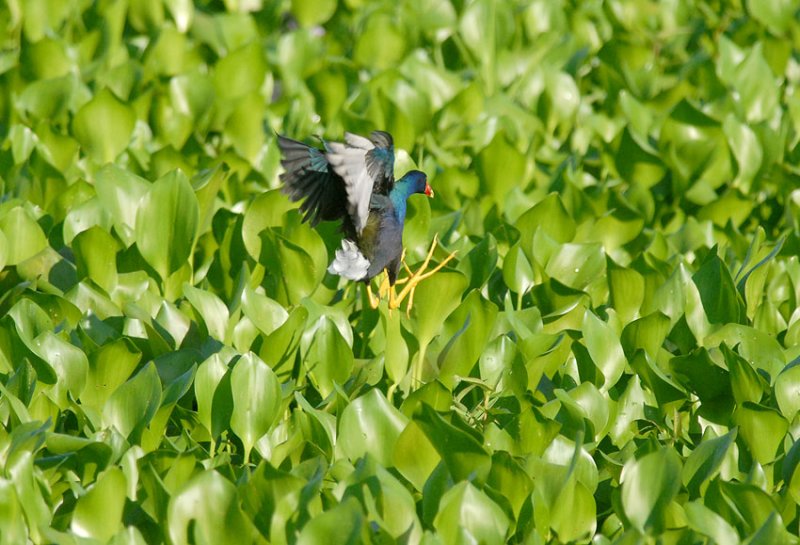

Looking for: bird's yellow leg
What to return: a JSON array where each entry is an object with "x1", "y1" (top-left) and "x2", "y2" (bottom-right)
[
  {"x1": 378, "y1": 271, "x2": 392, "y2": 299},
  {"x1": 392, "y1": 235, "x2": 457, "y2": 312},
  {"x1": 366, "y1": 284, "x2": 381, "y2": 309}
]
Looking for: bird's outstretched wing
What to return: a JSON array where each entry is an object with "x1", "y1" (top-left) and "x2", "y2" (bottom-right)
[
  {"x1": 277, "y1": 134, "x2": 349, "y2": 228},
  {"x1": 326, "y1": 131, "x2": 395, "y2": 234}
]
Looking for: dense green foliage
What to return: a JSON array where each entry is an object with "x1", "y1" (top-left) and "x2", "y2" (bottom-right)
[{"x1": 2, "y1": 0, "x2": 800, "y2": 543}]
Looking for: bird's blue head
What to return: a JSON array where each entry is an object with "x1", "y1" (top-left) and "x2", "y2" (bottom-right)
[
  {"x1": 390, "y1": 170, "x2": 433, "y2": 224},
  {"x1": 402, "y1": 170, "x2": 433, "y2": 198}
]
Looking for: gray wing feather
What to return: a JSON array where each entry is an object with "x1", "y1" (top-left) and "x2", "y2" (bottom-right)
[{"x1": 326, "y1": 134, "x2": 376, "y2": 234}]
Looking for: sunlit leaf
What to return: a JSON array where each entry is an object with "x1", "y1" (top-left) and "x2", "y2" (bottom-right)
[{"x1": 72, "y1": 88, "x2": 136, "y2": 163}]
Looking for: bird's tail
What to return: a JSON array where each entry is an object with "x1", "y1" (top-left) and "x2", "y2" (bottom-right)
[
  {"x1": 277, "y1": 135, "x2": 347, "y2": 227},
  {"x1": 327, "y1": 239, "x2": 370, "y2": 281}
]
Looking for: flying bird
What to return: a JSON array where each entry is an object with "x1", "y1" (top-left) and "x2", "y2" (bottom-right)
[{"x1": 277, "y1": 130, "x2": 455, "y2": 310}]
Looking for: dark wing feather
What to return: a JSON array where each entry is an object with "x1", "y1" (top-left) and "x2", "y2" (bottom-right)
[
  {"x1": 365, "y1": 131, "x2": 395, "y2": 195},
  {"x1": 277, "y1": 135, "x2": 350, "y2": 230}
]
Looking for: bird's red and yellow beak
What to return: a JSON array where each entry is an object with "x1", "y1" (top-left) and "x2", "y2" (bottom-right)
[{"x1": 424, "y1": 181, "x2": 434, "y2": 198}]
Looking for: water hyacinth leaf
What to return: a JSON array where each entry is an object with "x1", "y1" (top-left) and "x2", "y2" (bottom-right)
[
  {"x1": 414, "y1": 404, "x2": 491, "y2": 484},
  {"x1": 723, "y1": 114, "x2": 762, "y2": 192},
  {"x1": 629, "y1": 350, "x2": 685, "y2": 408},
  {"x1": 183, "y1": 284, "x2": 229, "y2": 342},
  {"x1": 692, "y1": 249, "x2": 743, "y2": 324},
  {"x1": 34, "y1": 331, "x2": 88, "y2": 406},
  {"x1": 82, "y1": 338, "x2": 143, "y2": 411},
  {"x1": 230, "y1": 352, "x2": 282, "y2": 461},
  {"x1": 71, "y1": 467, "x2": 127, "y2": 542},
  {"x1": 104, "y1": 362, "x2": 162, "y2": 441},
  {"x1": 735, "y1": 402, "x2": 788, "y2": 465},
  {"x1": 546, "y1": 242, "x2": 605, "y2": 291},
  {"x1": 194, "y1": 352, "x2": 230, "y2": 436},
  {"x1": 682, "y1": 430, "x2": 736, "y2": 498},
  {"x1": 72, "y1": 226, "x2": 120, "y2": 293},
  {"x1": 305, "y1": 317, "x2": 354, "y2": 398},
  {"x1": 582, "y1": 310, "x2": 626, "y2": 392},
  {"x1": 296, "y1": 496, "x2": 364, "y2": 545},
  {"x1": 502, "y1": 243, "x2": 534, "y2": 298},
  {"x1": 241, "y1": 190, "x2": 295, "y2": 260},
  {"x1": 437, "y1": 290, "x2": 498, "y2": 388},
  {"x1": 621, "y1": 447, "x2": 682, "y2": 534},
  {"x1": 620, "y1": 311, "x2": 671, "y2": 361},
  {"x1": 382, "y1": 307, "x2": 409, "y2": 385},
  {"x1": 487, "y1": 451, "x2": 533, "y2": 519},
  {"x1": 72, "y1": 88, "x2": 136, "y2": 163},
  {"x1": 94, "y1": 165, "x2": 150, "y2": 247},
  {"x1": 457, "y1": 233, "x2": 498, "y2": 291},
  {"x1": 0, "y1": 480, "x2": 27, "y2": 544},
  {"x1": 670, "y1": 348, "x2": 734, "y2": 424},
  {"x1": 722, "y1": 343, "x2": 765, "y2": 405},
  {"x1": 340, "y1": 388, "x2": 408, "y2": 467},
  {"x1": 747, "y1": 0, "x2": 800, "y2": 34},
  {"x1": 168, "y1": 470, "x2": 258, "y2": 545},
  {"x1": 259, "y1": 229, "x2": 321, "y2": 305},
  {"x1": 685, "y1": 501, "x2": 740, "y2": 545},
  {"x1": 393, "y1": 420, "x2": 441, "y2": 491},
  {"x1": 775, "y1": 360, "x2": 800, "y2": 421},
  {"x1": 241, "y1": 286, "x2": 288, "y2": 336},
  {"x1": 477, "y1": 130, "x2": 527, "y2": 206},
  {"x1": 730, "y1": 43, "x2": 779, "y2": 124},
  {"x1": 434, "y1": 481, "x2": 510, "y2": 545},
  {"x1": 135, "y1": 170, "x2": 200, "y2": 282},
  {"x1": 409, "y1": 271, "x2": 468, "y2": 376},
  {"x1": 0, "y1": 206, "x2": 48, "y2": 266},
  {"x1": 608, "y1": 259, "x2": 644, "y2": 324}
]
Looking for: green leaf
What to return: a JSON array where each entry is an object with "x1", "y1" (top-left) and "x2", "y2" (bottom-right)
[
  {"x1": 340, "y1": 389, "x2": 408, "y2": 467},
  {"x1": 477, "y1": 131, "x2": 527, "y2": 207},
  {"x1": 290, "y1": 0, "x2": 337, "y2": 27},
  {"x1": 747, "y1": 0, "x2": 800, "y2": 34},
  {"x1": 434, "y1": 481, "x2": 510, "y2": 545},
  {"x1": 670, "y1": 348, "x2": 734, "y2": 424},
  {"x1": 95, "y1": 165, "x2": 150, "y2": 247},
  {"x1": 735, "y1": 402, "x2": 788, "y2": 465},
  {"x1": 135, "y1": 170, "x2": 199, "y2": 281},
  {"x1": 409, "y1": 271, "x2": 468, "y2": 381},
  {"x1": 685, "y1": 501, "x2": 740, "y2": 545},
  {"x1": 183, "y1": 284, "x2": 229, "y2": 342},
  {"x1": 682, "y1": 430, "x2": 736, "y2": 498},
  {"x1": 722, "y1": 343, "x2": 766, "y2": 406},
  {"x1": 692, "y1": 249, "x2": 743, "y2": 324},
  {"x1": 81, "y1": 338, "x2": 143, "y2": 411},
  {"x1": 414, "y1": 404, "x2": 491, "y2": 484},
  {"x1": 104, "y1": 362, "x2": 162, "y2": 441},
  {"x1": 582, "y1": 309, "x2": 626, "y2": 392},
  {"x1": 502, "y1": 243, "x2": 534, "y2": 297},
  {"x1": 304, "y1": 317, "x2": 354, "y2": 398},
  {"x1": 775, "y1": 360, "x2": 800, "y2": 421},
  {"x1": 168, "y1": 470, "x2": 258, "y2": 545},
  {"x1": 545, "y1": 242, "x2": 605, "y2": 291},
  {"x1": 72, "y1": 88, "x2": 136, "y2": 163},
  {"x1": 296, "y1": 496, "x2": 364, "y2": 545},
  {"x1": 194, "y1": 351, "x2": 231, "y2": 435},
  {"x1": 0, "y1": 206, "x2": 48, "y2": 265},
  {"x1": 393, "y1": 420, "x2": 441, "y2": 491},
  {"x1": 621, "y1": 447, "x2": 682, "y2": 534},
  {"x1": 230, "y1": 352, "x2": 281, "y2": 461},
  {"x1": 34, "y1": 331, "x2": 88, "y2": 407},
  {"x1": 437, "y1": 290, "x2": 499, "y2": 389},
  {"x1": 72, "y1": 226, "x2": 120, "y2": 293},
  {"x1": 71, "y1": 467, "x2": 127, "y2": 541}
]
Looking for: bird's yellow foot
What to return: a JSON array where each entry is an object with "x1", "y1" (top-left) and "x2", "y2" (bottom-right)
[
  {"x1": 367, "y1": 272, "x2": 393, "y2": 309},
  {"x1": 390, "y1": 235, "x2": 457, "y2": 314}
]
